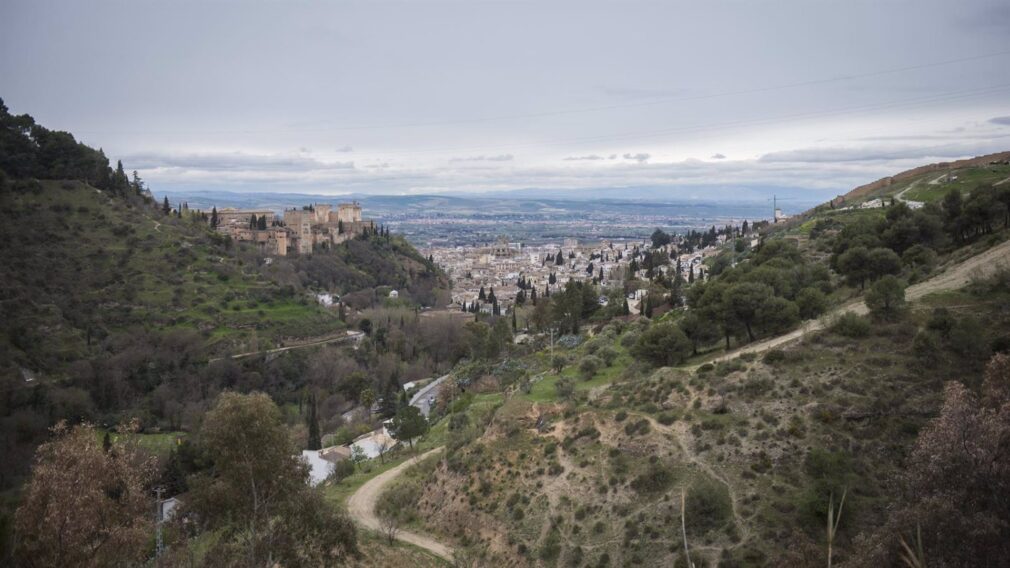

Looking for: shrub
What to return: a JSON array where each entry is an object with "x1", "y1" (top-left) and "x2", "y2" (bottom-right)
[
  {"x1": 796, "y1": 287, "x2": 828, "y2": 319},
  {"x1": 763, "y1": 349, "x2": 787, "y2": 364},
  {"x1": 631, "y1": 322, "x2": 692, "y2": 367},
  {"x1": 831, "y1": 312, "x2": 871, "y2": 338},
  {"x1": 598, "y1": 346, "x2": 619, "y2": 366},
  {"x1": 624, "y1": 419, "x2": 650, "y2": 436},
  {"x1": 684, "y1": 477, "x2": 732, "y2": 535},
  {"x1": 579, "y1": 355, "x2": 603, "y2": 380},
  {"x1": 657, "y1": 412, "x2": 678, "y2": 425},
  {"x1": 551, "y1": 355, "x2": 567, "y2": 373},
  {"x1": 620, "y1": 330, "x2": 640, "y2": 348},
  {"x1": 328, "y1": 458, "x2": 356, "y2": 483},
  {"x1": 630, "y1": 463, "x2": 676, "y2": 494},
  {"x1": 556, "y1": 378, "x2": 575, "y2": 400},
  {"x1": 865, "y1": 275, "x2": 906, "y2": 321}
]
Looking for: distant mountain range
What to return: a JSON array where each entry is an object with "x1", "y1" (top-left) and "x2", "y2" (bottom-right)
[{"x1": 159, "y1": 186, "x2": 829, "y2": 220}]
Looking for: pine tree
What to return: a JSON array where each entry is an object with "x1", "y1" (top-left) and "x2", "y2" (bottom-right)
[
  {"x1": 112, "y1": 160, "x2": 129, "y2": 195},
  {"x1": 130, "y1": 170, "x2": 144, "y2": 195}
]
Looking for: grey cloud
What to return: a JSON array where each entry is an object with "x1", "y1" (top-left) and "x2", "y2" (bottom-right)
[
  {"x1": 758, "y1": 142, "x2": 1009, "y2": 164},
  {"x1": 598, "y1": 85, "x2": 692, "y2": 99},
  {"x1": 623, "y1": 153, "x2": 650, "y2": 163},
  {"x1": 563, "y1": 154, "x2": 606, "y2": 161},
  {"x1": 449, "y1": 154, "x2": 514, "y2": 162},
  {"x1": 711, "y1": 153, "x2": 726, "y2": 159},
  {"x1": 125, "y1": 151, "x2": 354, "y2": 172},
  {"x1": 336, "y1": 145, "x2": 354, "y2": 152},
  {"x1": 990, "y1": 116, "x2": 1010, "y2": 126}
]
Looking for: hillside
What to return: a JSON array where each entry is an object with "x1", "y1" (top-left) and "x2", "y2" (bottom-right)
[
  {"x1": 345, "y1": 156, "x2": 1010, "y2": 567},
  {"x1": 366, "y1": 265, "x2": 1010, "y2": 567},
  {"x1": 0, "y1": 102, "x2": 451, "y2": 498}
]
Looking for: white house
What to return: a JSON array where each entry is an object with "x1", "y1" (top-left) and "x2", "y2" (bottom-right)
[
  {"x1": 300, "y1": 449, "x2": 335, "y2": 486},
  {"x1": 388, "y1": 290, "x2": 399, "y2": 299},
  {"x1": 349, "y1": 422, "x2": 398, "y2": 459}
]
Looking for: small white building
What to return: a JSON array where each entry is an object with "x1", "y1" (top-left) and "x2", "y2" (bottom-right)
[
  {"x1": 350, "y1": 423, "x2": 398, "y2": 459},
  {"x1": 300, "y1": 449, "x2": 335, "y2": 486},
  {"x1": 388, "y1": 290, "x2": 399, "y2": 299}
]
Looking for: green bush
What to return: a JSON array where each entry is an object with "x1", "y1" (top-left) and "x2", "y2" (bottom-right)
[
  {"x1": 763, "y1": 349, "x2": 786, "y2": 364},
  {"x1": 630, "y1": 463, "x2": 676, "y2": 494},
  {"x1": 579, "y1": 355, "x2": 603, "y2": 380},
  {"x1": 684, "y1": 477, "x2": 732, "y2": 535},
  {"x1": 598, "y1": 346, "x2": 619, "y2": 366},
  {"x1": 831, "y1": 312, "x2": 871, "y2": 338},
  {"x1": 865, "y1": 275, "x2": 906, "y2": 321},
  {"x1": 796, "y1": 287, "x2": 828, "y2": 319},
  {"x1": 631, "y1": 322, "x2": 692, "y2": 367},
  {"x1": 556, "y1": 378, "x2": 575, "y2": 400},
  {"x1": 328, "y1": 458, "x2": 356, "y2": 483}
]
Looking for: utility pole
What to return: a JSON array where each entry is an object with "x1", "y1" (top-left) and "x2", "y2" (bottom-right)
[{"x1": 154, "y1": 486, "x2": 165, "y2": 559}]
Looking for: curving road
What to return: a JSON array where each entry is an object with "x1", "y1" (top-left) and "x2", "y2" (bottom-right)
[
  {"x1": 346, "y1": 446, "x2": 454, "y2": 562},
  {"x1": 709, "y1": 237, "x2": 1010, "y2": 363},
  {"x1": 410, "y1": 374, "x2": 450, "y2": 418}
]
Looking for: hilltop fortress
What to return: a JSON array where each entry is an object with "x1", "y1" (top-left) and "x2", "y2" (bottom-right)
[{"x1": 213, "y1": 201, "x2": 375, "y2": 256}]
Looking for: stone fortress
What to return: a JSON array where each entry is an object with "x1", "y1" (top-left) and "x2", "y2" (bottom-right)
[{"x1": 213, "y1": 201, "x2": 374, "y2": 256}]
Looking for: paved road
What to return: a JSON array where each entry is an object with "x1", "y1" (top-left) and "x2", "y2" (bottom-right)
[
  {"x1": 708, "y1": 237, "x2": 1010, "y2": 363},
  {"x1": 409, "y1": 374, "x2": 450, "y2": 418},
  {"x1": 346, "y1": 447, "x2": 453, "y2": 561},
  {"x1": 208, "y1": 330, "x2": 363, "y2": 363}
]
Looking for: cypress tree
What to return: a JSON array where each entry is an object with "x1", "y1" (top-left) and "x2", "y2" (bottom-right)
[
  {"x1": 211, "y1": 206, "x2": 219, "y2": 228},
  {"x1": 306, "y1": 393, "x2": 322, "y2": 450},
  {"x1": 162, "y1": 196, "x2": 170, "y2": 215}
]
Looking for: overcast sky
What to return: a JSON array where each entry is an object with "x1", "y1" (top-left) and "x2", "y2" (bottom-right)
[{"x1": 2, "y1": 0, "x2": 1010, "y2": 198}]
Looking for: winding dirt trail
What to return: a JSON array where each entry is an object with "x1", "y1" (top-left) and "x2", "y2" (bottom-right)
[
  {"x1": 708, "y1": 238, "x2": 1010, "y2": 364},
  {"x1": 346, "y1": 447, "x2": 454, "y2": 562},
  {"x1": 207, "y1": 331, "x2": 364, "y2": 363}
]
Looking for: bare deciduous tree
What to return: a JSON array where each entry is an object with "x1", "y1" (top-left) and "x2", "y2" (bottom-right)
[{"x1": 14, "y1": 421, "x2": 156, "y2": 567}]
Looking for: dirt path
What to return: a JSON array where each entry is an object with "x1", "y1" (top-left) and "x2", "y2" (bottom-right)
[
  {"x1": 346, "y1": 447, "x2": 454, "y2": 562},
  {"x1": 709, "y1": 238, "x2": 1010, "y2": 363},
  {"x1": 207, "y1": 331, "x2": 363, "y2": 363},
  {"x1": 894, "y1": 179, "x2": 924, "y2": 206},
  {"x1": 645, "y1": 416, "x2": 751, "y2": 554}
]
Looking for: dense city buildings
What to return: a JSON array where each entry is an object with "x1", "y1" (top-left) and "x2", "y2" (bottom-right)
[{"x1": 422, "y1": 229, "x2": 751, "y2": 316}]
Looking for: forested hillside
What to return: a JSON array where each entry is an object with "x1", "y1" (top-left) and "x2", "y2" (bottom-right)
[{"x1": 0, "y1": 98, "x2": 449, "y2": 496}]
